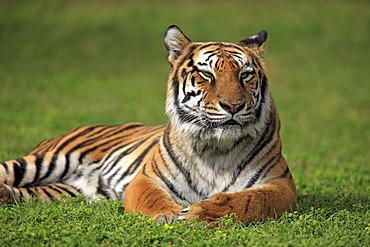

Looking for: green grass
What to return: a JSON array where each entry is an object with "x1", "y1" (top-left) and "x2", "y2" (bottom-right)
[{"x1": 0, "y1": 0, "x2": 369, "y2": 246}]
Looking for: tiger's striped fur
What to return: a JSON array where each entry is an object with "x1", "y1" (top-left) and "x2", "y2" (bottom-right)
[{"x1": 0, "y1": 25, "x2": 297, "y2": 224}]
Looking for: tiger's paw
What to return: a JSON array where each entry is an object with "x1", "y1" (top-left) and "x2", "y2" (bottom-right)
[
  {"x1": 152, "y1": 209, "x2": 183, "y2": 224},
  {"x1": 178, "y1": 193, "x2": 236, "y2": 223}
]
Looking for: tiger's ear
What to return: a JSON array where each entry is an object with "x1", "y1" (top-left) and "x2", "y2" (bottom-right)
[
  {"x1": 164, "y1": 25, "x2": 191, "y2": 65},
  {"x1": 239, "y1": 30, "x2": 268, "y2": 56}
]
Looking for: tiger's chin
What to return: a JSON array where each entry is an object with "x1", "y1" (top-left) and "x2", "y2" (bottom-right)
[
  {"x1": 211, "y1": 124, "x2": 258, "y2": 141},
  {"x1": 173, "y1": 120, "x2": 258, "y2": 144}
]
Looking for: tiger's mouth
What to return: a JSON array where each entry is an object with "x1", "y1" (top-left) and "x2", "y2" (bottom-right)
[
  {"x1": 221, "y1": 120, "x2": 241, "y2": 126},
  {"x1": 218, "y1": 119, "x2": 243, "y2": 129}
]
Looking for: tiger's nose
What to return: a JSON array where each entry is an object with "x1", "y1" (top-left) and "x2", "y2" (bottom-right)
[{"x1": 219, "y1": 100, "x2": 245, "y2": 114}]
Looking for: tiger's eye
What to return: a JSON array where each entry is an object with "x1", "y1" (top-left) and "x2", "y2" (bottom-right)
[
  {"x1": 240, "y1": 68, "x2": 254, "y2": 82},
  {"x1": 240, "y1": 72, "x2": 250, "y2": 79},
  {"x1": 199, "y1": 71, "x2": 215, "y2": 82}
]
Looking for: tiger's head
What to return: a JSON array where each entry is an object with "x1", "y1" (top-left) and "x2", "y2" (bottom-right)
[{"x1": 164, "y1": 25, "x2": 271, "y2": 141}]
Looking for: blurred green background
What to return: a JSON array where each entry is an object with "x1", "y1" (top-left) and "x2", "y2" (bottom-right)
[{"x1": 0, "y1": 0, "x2": 369, "y2": 245}]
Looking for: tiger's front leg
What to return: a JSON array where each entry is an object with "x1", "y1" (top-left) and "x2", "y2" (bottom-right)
[
  {"x1": 178, "y1": 180, "x2": 297, "y2": 225},
  {"x1": 124, "y1": 170, "x2": 183, "y2": 223}
]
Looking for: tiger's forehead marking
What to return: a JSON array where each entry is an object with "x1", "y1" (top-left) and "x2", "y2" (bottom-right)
[{"x1": 194, "y1": 43, "x2": 249, "y2": 71}]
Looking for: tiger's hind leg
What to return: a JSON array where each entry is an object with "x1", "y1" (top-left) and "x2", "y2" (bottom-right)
[{"x1": 0, "y1": 183, "x2": 80, "y2": 204}]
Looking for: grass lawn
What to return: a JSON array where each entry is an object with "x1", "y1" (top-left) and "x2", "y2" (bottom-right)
[{"x1": 0, "y1": 0, "x2": 369, "y2": 246}]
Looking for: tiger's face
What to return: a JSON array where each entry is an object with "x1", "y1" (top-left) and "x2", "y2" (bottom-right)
[{"x1": 164, "y1": 26, "x2": 271, "y2": 140}]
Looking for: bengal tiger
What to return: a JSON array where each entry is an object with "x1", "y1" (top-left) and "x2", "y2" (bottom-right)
[{"x1": 0, "y1": 25, "x2": 297, "y2": 224}]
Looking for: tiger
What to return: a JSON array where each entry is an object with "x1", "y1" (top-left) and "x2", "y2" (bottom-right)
[{"x1": 0, "y1": 25, "x2": 297, "y2": 224}]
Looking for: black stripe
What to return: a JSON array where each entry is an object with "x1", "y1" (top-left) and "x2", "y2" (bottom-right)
[
  {"x1": 244, "y1": 196, "x2": 251, "y2": 214},
  {"x1": 186, "y1": 53, "x2": 194, "y2": 67},
  {"x1": 79, "y1": 124, "x2": 144, "y2": 150},
  {"x1": 13, "y1": 158, "x2": 27, "y2": 187},
  {"x1": 204, "y1": 111, "x2": 224, "y2": 116},
  {"x1": 59, "y1": 153, "x2": 70, "y2": 181},
  {"x1": 186, "y1": 54, "x2": 194, "y2": 67},
  {"x1": 99, "y1": 144, "x2": 133, "y2": 174},
  {"x1": 215, "y1": 58, "x2": 221, "y2": 70},
  {"x1": 44, "y1": 137, "x2": 62, "y2": 153},
  {"x1": 223, "y1": 112, "x2": 276, "y2": 191},
  {"x1": 203, "y1": 49, "x2": 218, "y2": 55},
  {"x1": 151, "y1": 158, "x2": 187, "y2": 202},
  {"x1": 37, "y1": 126, "x2": 97, "y2": 182},
  {"x1": 126, "y1": 139, "x2": 159, "y2": 175},
  {"x1": 187, "y1": 45, "x2": 197, "y2": 55},
  {"x1": 172, "y1": 74, "x2": 180, "y2": 107},
  {"x1": 182, "y1": 90, "x2": 201, "y2": 104},
  {"x1": 1, "y1": 162, "x2": 9, "y2": 173},
  {"x1": 101, "y1": 125, "x2": 161, "y2": 154},
  {"x1": 76, "y1": 126, "x2": 142, "y2": 164},
  {"x1": 41, "y1": 187, "x2": 54, "y2": 200},
  {"x1": 162, "y1": 129, "x2": 191, "y2": 184},
  {"x1": 158, "y1": 146, "x2": 178, "y2": 182},
  {"x1": 162, "y1": 127, "x2": 202, "y2": 196},
  {"x1": 260, "y1": 153, "x2": 282, "y2": 180},
  {"x1": 176, "y1": 107, "x2": 199, "y2": 124},
  {"x1": 196, "y1": 136, "x2": 247, "y2": 157},
  {"x1": 244, "y1": 152, "x2": 280, "y2": 189},
  {"x1": 276, "y1": 167, "x2": 290, "y2": 179},
  {"x1": 99, "y1": 126, "x2": 163, "y2": 168},
  {"x1": 16, "y1": 188, "x2": 23, "y2": 202},
  {"x1": 181, "y1": 68, "x2": 188, "y2": 80},
  {"x1": 30, "y1": 153, "x2": 45, "y2": 186},
  {"x1": 141, "y1": 162, "x2": 149, "y2": 177},
  {"x1": 37, "y1": 153, "x2": 58, "y2": 183},
  {"x1": 58, "y1": 186, "x2": 78, "y2": 197},
  {"x1": 205, "y1": 52, "x2": 216, "y2": 62},
  {"x1": 190, "y1": 76, "x2": 196, "y2": 86},
  {"x1": 54, "y1": 184, "x2": 78, "y2": 197},
  {"x1": 226, "y1": 50, "x2": 245, "y2": 57},
  {"x1": 112, "y1": 139, "x2": 159, "y2": 185},
  {"x1": 54, "y1": 184, "x2": 79, "y2": 197},
  {"x1": 199, "y1": 43, "x2": 245, "y2": 53},
  {"x1": 102, "y1": 138, "x2": 150, "y2": 176},
  {"x1": 103, "y1": 134, "x2": 160, "y2": 185},
  {"x1": 66, "y1": 126, "x2": 121, "y2": 161},
  {"x1": 255, "y1": 73, "x2": 268, "y2": 121},
  {"x1": 244, "y1": 111, "x2": 276, "y2": 166},
  {"x1": 250, "y1": 56, "x2": 259, "y2": 68},
  {"x1": 54, "y1": 126, "x2": 98, "y2": 153},
  {"x1": 182, "y1": 74, "x2": 187, "y2": 97},
  {"x1": 97, "y1": 177, "x2": 111, "y2": 198},
  {"x1": 28, "y1": 138, "x2": 55, "y2": 154},
  {"x1": 77, "y1": 125, "x2": 110, "y2": 139},
  {"x1": 49, "y1": 184, "x2": 66, "y2": 195},
  {"x1": 25, "y1": 187, "x2": 35, "y2": 199},
  {"x1": 147, "y1": 197, "x2": 162, "y2": 211}
]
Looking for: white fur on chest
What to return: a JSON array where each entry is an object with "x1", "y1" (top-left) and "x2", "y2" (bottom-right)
[{"x1": 162, "y1": 135, "x2": 259, "y2": 205}]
